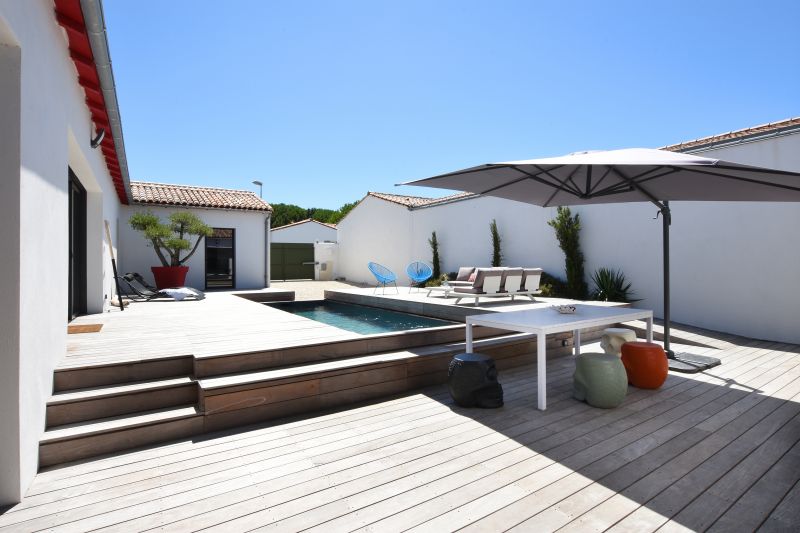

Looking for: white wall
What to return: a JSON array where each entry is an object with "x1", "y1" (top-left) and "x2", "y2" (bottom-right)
[
  {"x1": 271, "y1": 220, "x2": 337, "y2": 243},
  {"x1": 410, "y1": 197, "x2": 565, "y2": 277},
  {"x1": 336, "y1": 196, "x2": 412, "y2": 284},
  {"x1": 119, "y1": 205, "x2": 269, "y2": 290},
  {"x1": 0, "y1": 1, "x2": 123, "y2": 504},
  {"x1": 337, "y1": 134, "x2": 800, "y2": 344}
]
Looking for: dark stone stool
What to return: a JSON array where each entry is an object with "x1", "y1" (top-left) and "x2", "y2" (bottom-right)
[{"x1": 447, "y1": 352, "x2": 504, "y2": 408}]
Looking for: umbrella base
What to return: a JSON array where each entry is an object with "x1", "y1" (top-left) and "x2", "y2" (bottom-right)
[{"x1": 666, "y1": 350, "x2": 721, "y2": 374}]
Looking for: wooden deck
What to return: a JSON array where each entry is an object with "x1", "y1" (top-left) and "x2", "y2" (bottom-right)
[
  {"x1": 62, "y1": 290, "x2": 360, "y2": 369},
  {"x1": 2, "y1": 327, "x2": 798, "y2": 531}
]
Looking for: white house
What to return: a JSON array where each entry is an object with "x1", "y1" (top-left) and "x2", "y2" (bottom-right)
[
  {"x1": 337, "y1": 118, "x2": 800, "y2": 344},
  {"x1": 271, "y1": 218, "x2": 337, "y2": 243},
  {"x1": 0, "y1": 0, "x2": 131, "y2": 504},
  {"x1": 119, "y1": 181, "x2": 272, "y2": 290}
]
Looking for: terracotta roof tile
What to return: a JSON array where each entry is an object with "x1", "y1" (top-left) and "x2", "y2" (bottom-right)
[
  {"x1": 661, "y1": 117, "x2": 800, "y2": 152},
  {"x1": 367, "y1": 191, "x2": 436, "y2": 207},
  {"x1": 271, "y1": 218, "x2": 337, "y2": 231},
  {"x1": 130, "y1": 181, "x2": 272, "y2": 212},
  {"x1": 368, "y1": 191, "x2": 478, "y2": 208}
]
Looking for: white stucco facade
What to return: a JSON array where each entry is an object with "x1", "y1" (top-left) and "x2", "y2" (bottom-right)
[
  {"x1": 337, "y1": 132, "x2": 800, "y2": 344},
  {"x1": 0, "y1": 1, "x2": 124, "y2": 504},
  {"x1": 336, "y1": 195, "x2": 413, "y2": 284},
  {"x1": 119, "y1": 205, "x2": 269, "y2": 290},
  {"x1": 271, "y1": 219, "x2": 337, "y2": 244}
]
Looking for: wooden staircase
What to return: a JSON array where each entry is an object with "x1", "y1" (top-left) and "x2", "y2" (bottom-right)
[{"x1": 41, "y1": 327, "x2": 582, "y2": 468}]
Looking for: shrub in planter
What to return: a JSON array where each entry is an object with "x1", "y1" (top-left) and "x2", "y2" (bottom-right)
[
  {"x1": 129, "y1": 210, "x2": 212, "y2": 289},
  {"x1": 591, "y1": 267, "x2": 638, "y2": 303},
  {"x1": 548, "y1": 206, "x2": 588, "y2": 300}
]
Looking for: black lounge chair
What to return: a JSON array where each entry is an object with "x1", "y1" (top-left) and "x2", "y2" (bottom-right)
[{"x1": 117, "y1": 272, "x2": 205, "y2": 301}]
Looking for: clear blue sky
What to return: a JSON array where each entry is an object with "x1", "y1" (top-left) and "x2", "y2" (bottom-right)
[{"x1": 104, "y1": 0, "x2": 799, "y2": 209}]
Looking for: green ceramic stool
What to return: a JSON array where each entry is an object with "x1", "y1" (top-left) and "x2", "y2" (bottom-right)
[{"x1": 573, "y1": 352, "x2": 628, "y2": 408}]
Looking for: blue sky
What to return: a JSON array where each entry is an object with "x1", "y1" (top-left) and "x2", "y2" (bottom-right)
[{"x1": 105, "y1": 0, "x2": 799, "y2": 208}]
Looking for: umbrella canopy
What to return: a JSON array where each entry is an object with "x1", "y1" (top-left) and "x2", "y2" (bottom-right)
[
  {"x1": 403, "y1": 148, "x2": 800, "y2": 207},
  {"x1": 402, "y1": 147, "x2": 800, "y2": 372}
]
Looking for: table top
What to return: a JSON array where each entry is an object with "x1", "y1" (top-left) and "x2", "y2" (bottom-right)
[
  {"x1": 426, "y1": 285, "x2": 452, "y2": 292},
  {"x1": 466, "y1": 304, "x2": 652, "y2": 334}
]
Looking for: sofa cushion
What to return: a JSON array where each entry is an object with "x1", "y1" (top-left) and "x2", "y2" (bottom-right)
[{"x1": 456, "y1": 267, "x2": 475, "y2": 282}]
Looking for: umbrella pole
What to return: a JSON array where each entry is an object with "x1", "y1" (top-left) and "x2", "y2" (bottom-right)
[
  {"x1": 662, "y1": 202, "x2": 671, "y2": 355},
  {"x1": 660, "y1": 201, "x2": 721, "y2": 373}
]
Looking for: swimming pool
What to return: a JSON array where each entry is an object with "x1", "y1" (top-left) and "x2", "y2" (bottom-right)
[{"x1": 265, "y1": 300, "x2": 454, "y2": 335}]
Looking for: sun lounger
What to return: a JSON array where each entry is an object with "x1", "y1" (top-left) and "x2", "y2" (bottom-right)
[
  {"x1": 453, "y1": 268, "x2": 503, "y2": 305},
  {"x1": 117, "y1": 273, "x2": 205, "y2": 301},
  {"x1": 453, "y1": 267, "x2": 542, "y2": 305}
]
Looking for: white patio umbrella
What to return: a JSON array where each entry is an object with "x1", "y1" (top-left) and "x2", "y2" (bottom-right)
[{"x1": 401, "y1": 148, "x2": 800, "y2": 372}]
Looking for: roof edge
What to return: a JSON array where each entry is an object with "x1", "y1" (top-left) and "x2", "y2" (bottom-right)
[
  {"x1": 662, "y1": 116, "x2": 800, "y2": 153},
  {"x1": 80, "y1": 0, "x2": 132, "y2": 203}
]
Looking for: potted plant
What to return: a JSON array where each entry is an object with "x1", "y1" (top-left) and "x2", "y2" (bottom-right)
[{"x1": 129, "y1": 210, "x2": 213, "y2": 289}]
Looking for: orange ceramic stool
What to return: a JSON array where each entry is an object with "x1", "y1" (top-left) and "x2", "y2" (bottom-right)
[{"x1": 620, "y1": 342, "x2": 668, "y2": 389}]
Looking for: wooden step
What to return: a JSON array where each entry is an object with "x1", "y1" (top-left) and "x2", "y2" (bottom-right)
[
  {"x1": 53, "y1": 354, "x2": 194, "y2": 392},
  {"x1": 198, "y1": 332, "x2": 572, "y2": 433},
  {"x1": 193, "y1": 323, "x2": 506, "y2": 378},
  {"x1": 46, "y1": 377, "x2": 197, "y2": 427},
  {"x1": 39, "y1": 406, "x2": 202, "y2": 468}
]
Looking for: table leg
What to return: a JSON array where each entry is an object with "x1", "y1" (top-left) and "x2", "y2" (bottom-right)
[
  {"x1": 538, "y1": 333, "x2": 547, "y2": 410},
  {"x1": 466, "y1": 322, "x2": 474, "y2": 353},
  {"x1": 646, "y1": 316, "x2": 653, "y2": 342},
  {"x1": 573, "y1": 328, "x2": 581, "y2": 356}
]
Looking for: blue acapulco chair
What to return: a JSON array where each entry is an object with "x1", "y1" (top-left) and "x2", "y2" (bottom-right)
[
  {"x1": 368, "y1": 262, "x2": 398, "y2": 294},
  {"x1": 406, "y1": 261, "x2": 433, "y2": 292}
]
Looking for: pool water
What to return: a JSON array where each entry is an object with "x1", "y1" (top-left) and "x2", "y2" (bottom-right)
[{"x1": 266, "y1": 300, "x2": 454, "y2": 335}]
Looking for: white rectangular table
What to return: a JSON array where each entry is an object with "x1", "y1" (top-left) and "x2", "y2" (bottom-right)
[{"x1": 465, "y1": 304, "x2": 653, "y2": 410}]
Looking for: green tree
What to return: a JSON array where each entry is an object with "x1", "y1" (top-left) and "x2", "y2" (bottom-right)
[
  {"x1": 489, "y1": 219, "x2": 503, "y2": 267},
  {"x1": 328, "y1": 201, "x2": 358, "y2": 224},
  {"x1": 548, "y1": 206, "x2": 588, "y2": 299},
  {"x1": 129, "y1": 210, "x2": 212, "y2": 267},
  {"x1": 271, "y1": 203, "x2": 307, "y2": 227},
  {"x1": 428, "y1": 231, "x2": 441, "y2": 279}
]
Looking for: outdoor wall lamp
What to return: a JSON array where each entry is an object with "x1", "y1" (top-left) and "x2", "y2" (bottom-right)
[{"x1": 90, "y1": 128, "x2": 105, "y2": 149}]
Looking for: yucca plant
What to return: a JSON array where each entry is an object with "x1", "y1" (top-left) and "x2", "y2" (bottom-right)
[{"x1": 590, "y1": 267, "x2": 638, "y2": 303}]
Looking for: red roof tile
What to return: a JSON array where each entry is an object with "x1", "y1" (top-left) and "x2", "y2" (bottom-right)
[
  {"x1": 271, "y1": 218, "x2": 337, "y2": 230},
  {"x1": 130, "y1": 181, "x2": 272, "y2": 212},
  {"x1": 661, "y1": 117, "x2": 800, "y2": 152}
]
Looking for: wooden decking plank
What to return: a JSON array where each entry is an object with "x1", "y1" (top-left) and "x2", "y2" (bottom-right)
[
  {"x1": 708, "y1": 438, "x2": 800, "y2": 532},
  {"x1": 598, "y1": 383, "x2": 800, "y2": 532},
  {"x1": 454, "y1": 346, "x2": 800, "y2": 533},
  {"x1": 667, "y1": 413, "x2": 800, "y2": 530},
  {"x1": 1, "y1": 328, "x2": 796, "y2": 532},
  {"x1": 365, "y1": 345, "x2": 796, "y2": 533},
  {"x1": 11, "y1": 371, "x2": 579, "y2": 531},
  {"x1": 26, "y1": 342, "x2": 752, "y2": 528},
  {"x1": 759, "y1": 477, "x2": 800, "y2": 532},
  {"x1": 489, "y1": 349, "x2": 800, "y2": 532},
  {"x1": 190, "y1": 349, "x2": 766, "y2": 531},
  {"x1": 3, "y1": 366, "x2": 580, "y2": 520}
]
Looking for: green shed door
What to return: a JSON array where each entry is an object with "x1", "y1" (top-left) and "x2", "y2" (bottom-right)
[{"x1": 270, "y1": 243, "x2": 315, "y2": 280}]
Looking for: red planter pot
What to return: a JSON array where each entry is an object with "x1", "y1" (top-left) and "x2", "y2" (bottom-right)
[{"x1": 151, "y1": 266, "x2": 189, "y2": 289}]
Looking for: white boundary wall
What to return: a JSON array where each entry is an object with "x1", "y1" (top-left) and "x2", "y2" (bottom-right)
[
  {"x1": 0, "y1": 2, "x2": 123, "y2": 504},
  {"x1": 271, "y1": 220, "x2": 337, "y2": 243},
  {"x1": 336, "y1": 195, "x2": 412, "y2": 285},
  {"x1": 337, "y1": 133, "x2": 800, "y2": 344},
  {"x1": 119, "y1": 205, "x2": 269, "y2": 290}
]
